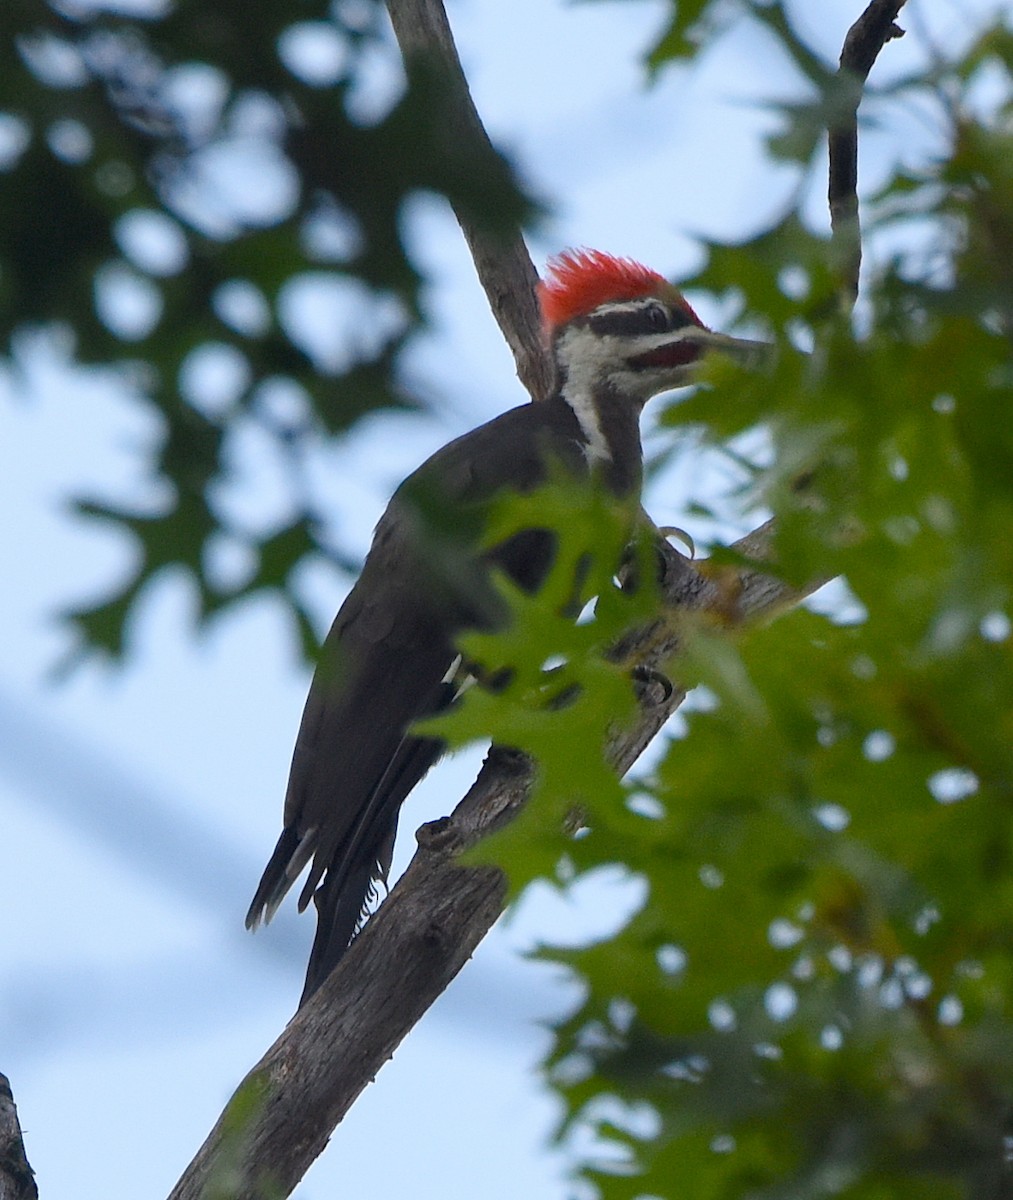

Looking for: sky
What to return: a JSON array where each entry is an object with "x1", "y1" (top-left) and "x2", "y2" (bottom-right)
[{"x1": 0, "y1": 1, "x2": 1001, "y2": 1197}]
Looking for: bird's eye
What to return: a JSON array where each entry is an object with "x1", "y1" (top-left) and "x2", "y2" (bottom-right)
[{"x1": 646, "y1": 303, "x2": 670, "y2": 332}]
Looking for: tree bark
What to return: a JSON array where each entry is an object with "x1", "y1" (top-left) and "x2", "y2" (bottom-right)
[
  {"x1": 0, "y1": 1075, "x2": 37, "y2": 1200},
  {"x1": 386, "y1": 0, "x2": 555, "y2": 403}
]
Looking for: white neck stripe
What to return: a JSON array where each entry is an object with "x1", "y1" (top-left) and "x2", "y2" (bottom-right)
[{"x1": 561, "y1": 378, "x2": 612, "y2": 462}]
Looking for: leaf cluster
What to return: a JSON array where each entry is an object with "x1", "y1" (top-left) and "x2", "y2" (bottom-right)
[{"x1": 425, "y1": 474, "x2": 661, "y2": 890}]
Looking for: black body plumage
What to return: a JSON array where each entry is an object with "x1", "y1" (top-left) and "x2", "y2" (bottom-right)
[{"x1": 247, "y1": 394, "x2": 613, "y2": 1003}]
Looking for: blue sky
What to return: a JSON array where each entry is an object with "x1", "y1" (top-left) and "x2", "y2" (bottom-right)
[{"x1": 0, "y1": 1, "x2": 998, "y2": 1196}]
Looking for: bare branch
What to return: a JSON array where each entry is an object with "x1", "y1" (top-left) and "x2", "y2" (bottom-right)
[
  {"x1": 0, "y1": 1075, "x2": 37, "y2": 1200},
  {"x1": 167, "y1": 526, "x2": 828, "y2": 1200},
  {"x1": 829, "y1": 0, "x2": 907, "y2": 305},
  {"x1": 386, "y1": 0, "x2": 555, "y2": 401}
]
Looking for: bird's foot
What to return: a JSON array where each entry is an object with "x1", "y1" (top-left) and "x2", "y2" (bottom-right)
[{"x1": 633, "y1": 664, "x2": 674, "y2": 706}]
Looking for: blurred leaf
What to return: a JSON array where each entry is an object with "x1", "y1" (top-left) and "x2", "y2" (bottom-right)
[
  {"x1": 645, "y1": 0, "x2": 729, "y2": 67},
  {"x1": 0, "y1": 0, "x2": 536, "y2": 660}
]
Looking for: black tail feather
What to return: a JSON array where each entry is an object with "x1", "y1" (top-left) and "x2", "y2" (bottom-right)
[
  {"x1": 298, "y1": 725, "x2": 448, "y2": 1004},
  {"x1": 246, "y1": 825, "x2": 301, "y2": 930},
  {"x1": 300, "y1": 852, "x2": 384, "y2": 1005}
]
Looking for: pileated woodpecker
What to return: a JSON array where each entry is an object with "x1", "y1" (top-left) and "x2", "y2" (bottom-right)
[{"x1": 247, "y1": 249, "x2": 760, "y2": 1003}]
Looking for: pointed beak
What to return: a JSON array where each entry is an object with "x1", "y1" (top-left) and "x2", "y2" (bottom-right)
[
  {"x1": 627, "y1": 328, "x2": 772, "y2": 375},
  {"x1": 684, "y1": 328, "x2": 772, "y2": 368}
]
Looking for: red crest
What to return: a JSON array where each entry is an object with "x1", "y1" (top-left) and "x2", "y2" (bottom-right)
[{"x1": 538, "y1": 248, "x2": 670, "y2": 332}]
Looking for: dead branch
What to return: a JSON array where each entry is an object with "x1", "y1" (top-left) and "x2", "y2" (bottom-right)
[
  {"x1": 0, "y1": 1075, "x2": 37, "y2": 1200},
  {"x1": 386, "y1": 0, "x2": 555, "y2": 402},
  {"x1": 829, "y1": 0, "x2": 907, "y2": 304}
]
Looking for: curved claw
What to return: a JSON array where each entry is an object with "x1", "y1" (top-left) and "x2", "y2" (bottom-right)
[{"x1": 658, "y1": 525, "x2": 696, "y2": 560}]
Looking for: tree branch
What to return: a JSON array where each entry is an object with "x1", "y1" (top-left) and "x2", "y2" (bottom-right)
[
  {"x1": 0, "y1": 1075, "x2": 37, "y2": 1200},
  {"x1": 385, "y1": 0, "x2": 555, "y2": 402},
  {"x1": 167, "y1": 523, "x2": 829, "y2": 1200},
  {"x1": 828, "y1": 0, "x2": 907, "y2": 305}
]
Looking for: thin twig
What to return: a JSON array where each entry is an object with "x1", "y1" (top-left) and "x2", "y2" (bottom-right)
[{"x1": 828, "y1": 0, "x2": 907, "y2": 305}]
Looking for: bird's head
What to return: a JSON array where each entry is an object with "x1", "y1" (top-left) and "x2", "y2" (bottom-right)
[{"x1": 538, "y1": 248, "x2": 764, "y2": 405}]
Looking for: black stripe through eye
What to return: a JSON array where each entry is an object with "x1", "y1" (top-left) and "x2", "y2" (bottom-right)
[{"x1": 588, "y1": 301, "x2": 690, "y2": 338}]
